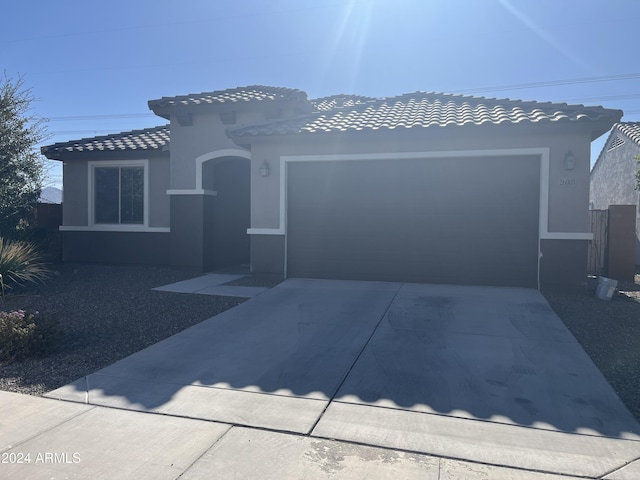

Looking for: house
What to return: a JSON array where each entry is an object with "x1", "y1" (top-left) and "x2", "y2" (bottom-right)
[
  {"x1": 41, "y1": 86, "x2": 622, "y2": 291},
  {"x1": 590, "y1": 122, "x2": 640, "y2": 265}
]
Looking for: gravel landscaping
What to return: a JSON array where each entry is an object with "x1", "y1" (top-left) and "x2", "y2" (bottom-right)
[
  {"x1": 1, "y1": 264, "x2": 638, "y2": 426},
  {"x1": 0, "y1": 263, "x2": 281, "y2": 395},
  {"x1": 543, "y1": 275, "x2": 640, "y2": 422}
]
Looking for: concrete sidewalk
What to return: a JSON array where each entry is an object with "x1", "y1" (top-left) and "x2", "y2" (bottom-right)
[
  {"x1": 2, "y1": 391, "x2": 639, "y2": 479},
  {"x1": 3, "y1": 279, "x2": 640, "y2": 478},
  {"x1": 0, "y1": 390, "x2": 596, "y2": 479},
  {"x1": 152, "y1": 272, "x2": 269, "y2": 298}
]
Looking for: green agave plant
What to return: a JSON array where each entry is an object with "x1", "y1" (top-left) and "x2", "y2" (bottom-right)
[{"x1": 0, "y1": 237, "x2": 51, "y2": 297}]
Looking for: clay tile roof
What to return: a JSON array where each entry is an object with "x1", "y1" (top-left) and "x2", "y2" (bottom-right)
[
  {"x1": 229, "y1": 92, "x2": 621, "y2": 137},
  {"x1": 311, "y1": 94, "x2": 377, "y2": 111},
  {"x1": 148, "y1": 85, "x2": 307, "y2": 109},
  {"x1": 41, "y1": 125, "x2": 169, "y2": 160},
  {"x1": 616, "y1": 122, "x2": 640, "y2": 145},
  {"x1": 43, "y1": 88, "x2": 623, "y2": 159}
]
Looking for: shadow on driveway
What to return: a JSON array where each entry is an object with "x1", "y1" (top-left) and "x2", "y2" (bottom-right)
[{"x1": 47, "y1": 279, "x2": 640, "y2": 439}]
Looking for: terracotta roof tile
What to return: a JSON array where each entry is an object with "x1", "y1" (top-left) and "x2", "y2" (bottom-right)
[
  {"x1": 148, "y1": 85, "x2": 307, "y2": 109},
  {"x1": 230, "y1": 92, "x2": 621, "y2": 137},
  {"x1": 41, "y1": 125, "x2": 169, "y2": 159}
]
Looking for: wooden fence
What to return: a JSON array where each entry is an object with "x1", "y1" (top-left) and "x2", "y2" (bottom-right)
[
  {"x1": 588, "y1": 205, "x2": 637, "y2": 281},
  {"x1": 33, "y1": 203, "x2": 62, "y2": 231}
]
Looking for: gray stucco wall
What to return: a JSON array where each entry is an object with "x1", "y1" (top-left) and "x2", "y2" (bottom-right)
[
  {"x1": 168, "y1": 110, "x2": 265, "y2": 190},
  {"x1": 60, "y1": 154, "x2": 169, "y2": 229},
  {"x1": 250, "y1": 234, "x2": 285, "y2": 274},
  {"x1": 247, "y1": 124, "x2": 594, "y2": 235},
  {"x1": 244, "y1": 123, "x2": 596, "y2": 289},
  {"x1": 170, "y1": 194, "x2": 205, "y2": 268},
  {"x1": 591, "y1": 136, "x2": 640, "y2": 208},
  {"x1": 62, "y1": 160, "x2": 89, "y2": 226},
  {"x1": 62, "y1": 231, "x2": 170, "y2": 264},
  {"x1": 148, "y1": 156, "x2": 170, "y2": 228},
  {"x1": 590, "y1": 132, "x2": 640, "y2": 264}
]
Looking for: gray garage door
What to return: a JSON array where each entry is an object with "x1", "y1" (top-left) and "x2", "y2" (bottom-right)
[{"x1": 286, "y1": 156, "x2": 540, "y2": 288}]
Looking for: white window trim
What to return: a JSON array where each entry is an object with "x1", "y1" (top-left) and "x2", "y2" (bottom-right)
[{"x1": 88, "y1": 159, "x2": 152, "y2": 232}]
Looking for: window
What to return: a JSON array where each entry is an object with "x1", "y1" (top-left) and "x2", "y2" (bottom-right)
[{"x1": 92, "y1": 164, "x2": 145, "y2": 225}]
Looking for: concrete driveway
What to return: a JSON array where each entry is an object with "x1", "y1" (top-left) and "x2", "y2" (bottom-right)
[{"x1": 4, "y1": 279, "x2": 640, "y2": 478}]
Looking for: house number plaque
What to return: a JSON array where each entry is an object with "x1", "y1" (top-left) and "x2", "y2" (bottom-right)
[{"x1": 559, "y1": 178, "x2": 576, "y2": 186}]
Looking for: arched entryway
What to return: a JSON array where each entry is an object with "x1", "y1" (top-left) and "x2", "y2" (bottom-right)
[{"x1": 201, "y1": 156, "x2": 251, "y2": 271}]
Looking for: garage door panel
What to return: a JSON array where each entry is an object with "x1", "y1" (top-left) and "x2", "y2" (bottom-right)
[{"x1": 287, "y1": 157, "x2": 540, "y2": 287}]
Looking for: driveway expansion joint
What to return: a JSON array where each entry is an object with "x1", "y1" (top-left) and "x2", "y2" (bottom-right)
[
  {"x1": 600, "y1": 456, "x2": 640, "y2": 479},
  {"x1": 177, "y1": 424, "x2": 234, "y2": 479},
  {"x1": 307, "y1": 282, "x2": 403, "y2": 436},
  {"x1": 1, "y1": 403, "x2": 96, "y2": 454}
]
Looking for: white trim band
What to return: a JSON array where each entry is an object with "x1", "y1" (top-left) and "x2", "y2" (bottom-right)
[
  {"x1": 541, "y1": 232, "x2": 593, "y2": 241},
  {"x1": 246, "y1": 228, "x2": 284, "y2": 235},
  {"x1": 195, "y1": 148, "x2": 251, "y2": 190},
  {"x1": 60, "y1": 226, "x2": 170, "y2": 233},
  {"x1": 166, "y1": 189, "x2": 217, "y2": 196}
]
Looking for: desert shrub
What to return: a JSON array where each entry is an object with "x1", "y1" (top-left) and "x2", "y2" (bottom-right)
[
  {"x1": 0, "y1": 236, "x2": 51, "y2": 295},
  {"x1": 0, "y1": 310, "x2": 62, "y2": 361}
]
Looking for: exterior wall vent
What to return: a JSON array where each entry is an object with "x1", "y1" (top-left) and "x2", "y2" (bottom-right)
[{"x1": 607, "y1": 135, "x2": 625, "y2": 152}]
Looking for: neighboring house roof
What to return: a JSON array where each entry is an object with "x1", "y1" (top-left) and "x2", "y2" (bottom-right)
[
  {"x1": 616, "y1": 122, "x2": 640, "y2": 145},
  {"x1": 148, "y1": 85, "x2": 307, "y2": 110},
  {"x1": 229, "y1": 91, "x2": 621, "y2": 138},
  {"x1": 42, "y1": 125, "x2": 169, "y2": 160},
  {"x1": 591, "y1": 122, "x2": 640, "y2": 174}
]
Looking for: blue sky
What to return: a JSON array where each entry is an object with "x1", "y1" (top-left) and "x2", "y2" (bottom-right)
[{"x1": 3, "y1": 0, "x2": 640, "y2": 189}]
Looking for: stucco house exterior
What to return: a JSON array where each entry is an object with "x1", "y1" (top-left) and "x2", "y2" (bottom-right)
[
  {"x1": 42, "y1": 85, "x2": 621, "y2": 290},
  {"x1": 590, "y1": 122, "x2": 640, "y2": 265}
]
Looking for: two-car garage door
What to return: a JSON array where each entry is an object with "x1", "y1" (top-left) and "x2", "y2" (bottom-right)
[{"x1": 286, "y1": 156, "x2": 540, "y2": 288}]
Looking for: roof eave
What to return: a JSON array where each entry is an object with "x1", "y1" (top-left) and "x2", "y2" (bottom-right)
[
  {"x1": 150, "y1": 97, "x2": 314, "y2": 120},
  {"x1": 588, "y1": 109, "x2": 623, "y2": 141},
  {"x1": 41, "y1": 147, "x2": 168, "y2": 162},
  {"x1": 41, "y1": 146, "x2": 64, "y2": 161}
]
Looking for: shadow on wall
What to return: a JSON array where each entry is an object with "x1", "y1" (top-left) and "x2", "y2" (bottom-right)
[{"x1": 60, "y1": 281, "x2": 640, "y2": 439}]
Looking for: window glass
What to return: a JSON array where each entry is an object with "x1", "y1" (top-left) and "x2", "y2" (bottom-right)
[
  {"x1": 95, "y1": 167, "x2": 119, "y2": 223},
  {"x1": 94, "y1": 166, "x2": 144, "y2": 225},
  {"x1": 120, "y1": 167, "x2": 144, "y2": 224}
]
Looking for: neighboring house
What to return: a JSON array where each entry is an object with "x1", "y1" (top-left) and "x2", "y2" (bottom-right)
[
  {"x1": 41, "y1": 85, "x2": 621, "y2": 290},
  {"x1": 590, "y1": 122, "x2": 640, "y2": 265}
]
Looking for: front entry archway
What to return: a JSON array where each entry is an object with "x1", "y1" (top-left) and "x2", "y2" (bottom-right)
[{"x1": 202, "y1": 157, "x2": 250, "y2": 271}]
